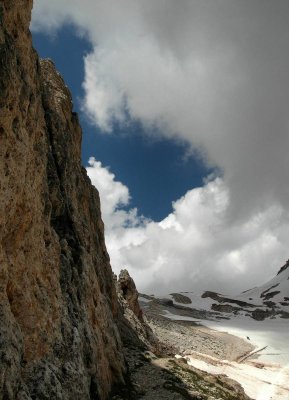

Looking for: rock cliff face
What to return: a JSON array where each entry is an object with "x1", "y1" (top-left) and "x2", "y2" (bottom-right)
[{"x1": 0, "y1": 1, "x2": 127, "y2": 399}]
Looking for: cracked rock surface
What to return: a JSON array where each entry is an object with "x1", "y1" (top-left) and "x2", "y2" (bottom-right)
[{"x1": 0, "y1": 1, "x2": 127, "y2": 398}]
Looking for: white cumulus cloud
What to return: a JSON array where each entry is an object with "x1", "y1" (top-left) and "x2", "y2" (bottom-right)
[
  {"x1": 32, "y1": 1, "x2": 289, "y2": 293},
  {"x1": 87, "y1": 159, "x2": 288, "y2": 294}
]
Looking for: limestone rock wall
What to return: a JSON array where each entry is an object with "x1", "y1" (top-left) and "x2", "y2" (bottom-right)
[{"x1": 0, "y1": 1, "x2": 127, "y2": 398}]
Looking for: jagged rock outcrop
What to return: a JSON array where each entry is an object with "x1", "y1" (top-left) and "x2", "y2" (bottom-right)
[
  {"x1": 0, "y1": 1, "x2": 127, "y2": 398},
  {"x1": 114, "y1": 271, "x2": 157, "y2": 353},
  {"x1": 118, "y1": 269, "x2": 143, "y2": 322}
]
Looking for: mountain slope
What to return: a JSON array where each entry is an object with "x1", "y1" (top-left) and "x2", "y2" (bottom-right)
[
  {"x1": 236, "y1": 259, "x2": 289, "y2": 311},
  {"x1": 138, "y1": 261, "x2": 289, "y2": 399},
  {"x1": 154, "y1": 260, "x2": 289, "y2": 321},
  {"x1": 201, "y1": 259, "x2": 289, "y2": 320}
]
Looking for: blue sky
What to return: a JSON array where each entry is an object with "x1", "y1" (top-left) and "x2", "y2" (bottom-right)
[
  {"x1": 31, "y1": 1, "x2": 289, "y2": 294},
  {"x1": 33, "y1": 26, "x2": 209, "y2": 221}
]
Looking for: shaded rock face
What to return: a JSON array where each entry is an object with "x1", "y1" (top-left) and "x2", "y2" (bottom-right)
[{"x1": 0, "y1": 1, "x2": 126, "y2": 399}]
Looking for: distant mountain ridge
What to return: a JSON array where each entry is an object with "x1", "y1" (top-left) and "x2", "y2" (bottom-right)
[{"x1": 140, "y1": 260, "x2": 289, "y2": 322}]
